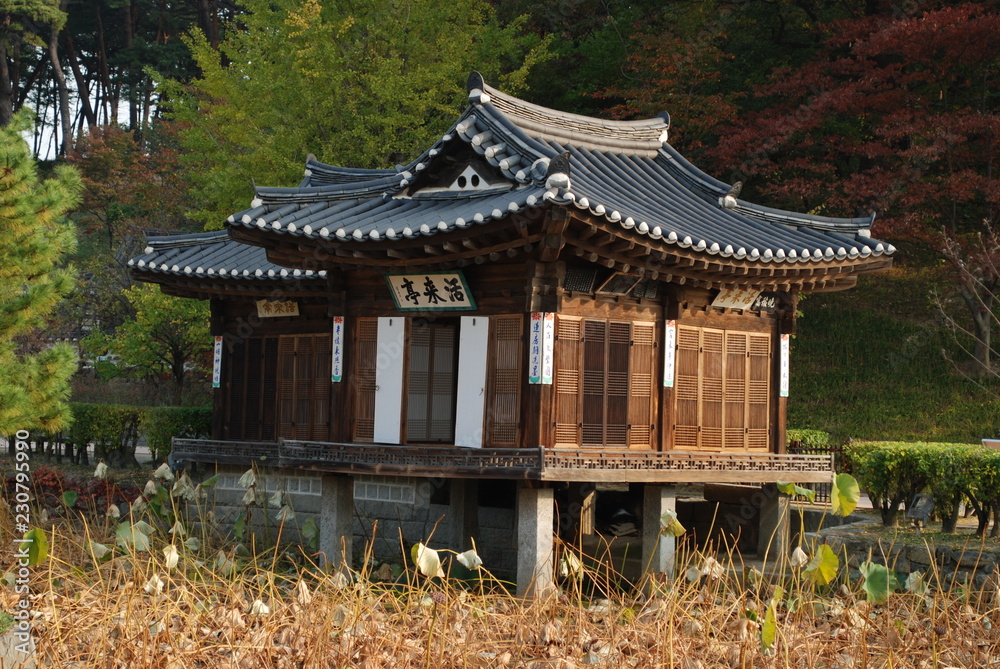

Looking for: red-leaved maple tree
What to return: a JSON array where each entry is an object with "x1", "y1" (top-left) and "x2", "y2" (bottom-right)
[{"x1": 711, "y1": 2, "x2": 1000, "y2": 369}]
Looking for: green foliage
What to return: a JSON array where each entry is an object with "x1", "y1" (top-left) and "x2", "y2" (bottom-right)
[
  {"x1": 776, "y1": 481, "x2": 816, "y2": 503},
  {"x1": 0, "y1": 110, "x2": 82, "y2": 433},
  {"x1": 859, "y1": 561, "x2": 900, "y2": 604},
  {"x1": 84, "y1": 283, "x2": 210, "y2": 404},
  {"x1": 803, "y1": 545, "x2": 839, "y2": 586},
  {"x1": 141, "y1": 406, "x2": 212, "y2": 459},
  {"x1": 22, "y1": 527, "x2": 49, "y2": 566},
  {"x1": 160, "y1": 0, "x2": 550, "y2": 226},
  {"x1": 831, "y1": 473, "x2": 860, "y2": 518},
  {"x1": 786, "y1": 430, "x2": 832, "y2": 449},
  {"x1": 0, "y1": 610, "x2": 12, "y2": 634}
]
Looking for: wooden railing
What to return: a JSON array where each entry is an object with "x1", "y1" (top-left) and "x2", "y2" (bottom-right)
[{"x1": 170, "y1": 439, "x2": 834, "y2": 483}]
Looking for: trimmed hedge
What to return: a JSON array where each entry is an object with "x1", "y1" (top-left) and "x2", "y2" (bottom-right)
[
  {"x1": 69, "y1": 403, "x2": 211, "y2": 462},
  {"x1": 787, "y1": 429, "x2": 833, "y2": 449},
  {"x1": 845, "y1": 441, "x2": 1000, "y2": 534},
  {"x1": 141, "y1": 406, "x2": 213, "y2": 459}
]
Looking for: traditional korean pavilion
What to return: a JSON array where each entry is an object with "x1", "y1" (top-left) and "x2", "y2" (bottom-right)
[{"x1": 131, "y1": 73, "x2": 893, "y2": 593}]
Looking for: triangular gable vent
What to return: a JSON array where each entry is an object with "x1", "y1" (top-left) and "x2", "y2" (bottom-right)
[{"x1": 449, "y1": 166, "x2": 493, "y2": 191}]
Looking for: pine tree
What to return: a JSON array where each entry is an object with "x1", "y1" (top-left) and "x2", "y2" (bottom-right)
[{"x1": 0, "y1": 110, "x2": 82, "y2": 433}]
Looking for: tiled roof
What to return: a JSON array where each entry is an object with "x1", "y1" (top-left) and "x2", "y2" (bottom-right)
[
  {"x1": 127, "y1": 231, "x2": 328, "y2": 280},
  {"x1": 219, "y1": 73, "x2": 894, "y2": 267}
]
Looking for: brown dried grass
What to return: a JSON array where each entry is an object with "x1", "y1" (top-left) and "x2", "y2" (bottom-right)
[{"x1": 4, "y1": 504, "x2": 1000, "y2": 668}]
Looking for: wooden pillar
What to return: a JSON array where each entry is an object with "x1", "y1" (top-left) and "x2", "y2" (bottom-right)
[
  {"x1": 320, "y1": 475, "x2": 354, "y2": 571},
  {"x1": 450, "y1": 479, "x2": 479, "y2": 551},
  {"x1": 642, "y1": 484, "x2": 678, "y2": 576},
  {"x1": 516, "y1": 485, "x2": 554, "y2": 598},
  {"x1": 757, "y1": 483, "x2": 790, "y2": 564}
]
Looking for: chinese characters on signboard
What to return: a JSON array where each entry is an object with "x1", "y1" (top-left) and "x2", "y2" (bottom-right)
[
  {"x1": 385, "y1": 272, "x2": 476, "y2": 311},
  {"x1": 212, "y1": 336, "x2": 223, "y2": 388},
  {"x1": 331, "y1": 316, "x2": 345, "y2": 382},
  {"x1": 779, "y1": 333, "x2": 790, "y2": 398},
  {"x1": 255, "y1": 299, "x2": 300, "y2": 318},
  {"x1": 663, "y1": 319, "x2": 676, "y2": 388},
  {"x1": 711, "y1": 287, "x2": 761, "y2": 310},
  {"x1": 528, "y1": 312, "x2": 554, "y2": 384}
]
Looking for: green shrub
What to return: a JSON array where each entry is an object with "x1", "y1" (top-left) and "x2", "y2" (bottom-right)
[
  {"x1": 786, "y1": 429, "x2": 832, "y2": 449},
  {"x1": 845, "y1": 440, "x2": 987, "y2": 529},
  {"x1": 141, "y1": 406, "x2": 212, "y2": 459},
  {"x1": 69, "y1": 403, "x2": 146, "y2": 464}
]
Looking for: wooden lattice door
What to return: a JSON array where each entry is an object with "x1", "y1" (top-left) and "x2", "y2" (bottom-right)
[
  {"x1": 352, "y1": 318, "x2": 378, "y2": 442},
  {"x1": 486, "y1": 314, "x2": 523, "y2": 447},
  {"x1": 277, "y1": 334, "x2": 332, "y2": 441},
  {"x1": 224, "y1": 336, "x2": 278, "y2": 441},
  {"x1": 406, "y1": 322, "x2": 457, "y2": 443}
]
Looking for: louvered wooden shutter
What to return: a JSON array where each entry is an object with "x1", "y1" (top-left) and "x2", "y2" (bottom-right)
[
  {"x1": 701, "y1": 329, "x2": 725, "y2": 449},
  {"x1": 605, "y1": 321, "x2": 630, "y2": 448},
  {"x1": 724, "y1": 332, "x2": 748, "y2": 449},
  {"x1": 581, "y1": 319, "x2": 608, "y2": 447},
  {"x1": 353, "y1": 318, "x2": 378, "y2": 442},
  {"x1": 407, "y1": 325, "x2": 431, "y2": 441},
  {"x1": 553, "y1": 315, "x2": 582, "y2": 448},
  {"x1": 309, "y1": 334, "x2": 332, "y2": 440},
  {"x1": 747, "y1": 334, "x2": 771, "y2": 449},
  {"x1": 674, "y1": 325, "x2": 700, "y2": 449},
  {"x1": 487, "y1": 315, "x2": 522, "y2": 447},
  {"x1": 225, "y1": 337, "x2": 279, "y2": 441},
  {"x1": 628, "y1": 322, "x2": 655, "y2": 448}
]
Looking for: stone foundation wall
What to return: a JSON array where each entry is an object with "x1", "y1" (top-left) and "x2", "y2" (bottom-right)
[{"x1": 194, "y1": 464, "x2": 517, "y2": 578}]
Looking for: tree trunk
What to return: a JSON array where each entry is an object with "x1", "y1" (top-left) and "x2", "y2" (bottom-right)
[
  {"x1": 940, "y1": 500, "x2": 959, "y2": 533},
  {"x1": 63, "y1": 33, "x2": 96, "y2": 128},
  {"x1": 960, "y1": 285, "x2": 992, "y2": 374},
  {"x1": 0, "y1": 39, "x2": 13, "y2": 127},
  {"x1": 48, "y1": 11, "x2": 74, "y2": 155}
]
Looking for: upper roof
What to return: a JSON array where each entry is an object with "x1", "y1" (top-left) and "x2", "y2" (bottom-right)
[{"x1": 224, "y1": 72, "x2": 893, "y2": 276}]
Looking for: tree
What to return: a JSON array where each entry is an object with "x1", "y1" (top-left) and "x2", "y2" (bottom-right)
[
  {"x1": 710, "y1": 2, "x2": 1000, "y2": 369},
  {"x1": 160, "y1": 0, "x2": 550, "y2": 226},
  {"x1": 85, "y1": 283, "x2": 209, "y2": 405},
  {"x1": 0, "y1": 0, "x2": 66, "y2": 127},
  {"x1": 0, "y1": 110, "x2": 81, "y2": 433}
]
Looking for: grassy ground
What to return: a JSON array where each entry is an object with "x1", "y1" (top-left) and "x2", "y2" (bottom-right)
[{"x1": 789, "y1": 245, "x2": 1000, "y2": 444}]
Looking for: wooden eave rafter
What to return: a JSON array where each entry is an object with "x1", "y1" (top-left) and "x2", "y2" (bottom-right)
[{"x1": 560, "y1": 211, "x2": 892, "y2": 293}]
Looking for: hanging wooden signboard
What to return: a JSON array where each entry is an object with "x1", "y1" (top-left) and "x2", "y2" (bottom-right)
[
  {"x1": 663, "y1": 319, "x2": 676, "y2": 388},
  {"x1": 256, "y1": 299, "x2": 300, "y2": 318},
  {"x1": 212, "y1": 336, "x2": 223, "y2": 388},
  {"x1": 331, "y1": 316, "x2": 345, "y2": 382},
  {"x1": 385, "y1": 271, "x2": 476, "y2": 311},
  {"x1": 528, "y1": 312, "x2": 554, "y2": 384},
  {"x1": 711, "y1": 287, "x2": 760, "y2": 310}
]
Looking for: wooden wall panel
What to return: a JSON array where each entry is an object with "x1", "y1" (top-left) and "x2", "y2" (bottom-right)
[
  {"x1": 553, "y1": 316, "x2": 582, "y2": 448},
  {"x1": 352, "y1": 318, "x2": 378, "y2": 442}
]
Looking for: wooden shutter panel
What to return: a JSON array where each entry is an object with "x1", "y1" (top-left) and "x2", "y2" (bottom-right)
[
  {"x1": 725, "y1": 332, "x2": 748, "y2": 449},
  {"x1": 309, "y1": 334, "x2": 332, "y2": 441},
  {"x1": 701, "y1": 329, "x2": 724, "y2": 449},
  {"x1": 225, "y1": 339, "x2": 247, "y2": 440},
  {"x1": 553, "y1": 315, "x2": 582, "y2": 448},
  {"x1": 747, "y1": 334, "x2": 771, "y2": 449},
  {"x1": 628, "y1": 322, "x2": 655, "y2": 448},
  {"x1": 487, "y1": 314, "x2": 522, "y2": 447},
  {"x1": 605, "y1": 321, "x2": 630, "y2": 448},
  {"x1": 353, "y1": 318, "x2": 378, "y2": 442},
  {"x1": 581, "y1": 319, "x2": 607, "y2": 447},
  {"x1": 674, "y1": 325, "x2": 700, "y2": 449},
  {"x1": 260, "y1": 338, "x2": 279, "y2": 440}
]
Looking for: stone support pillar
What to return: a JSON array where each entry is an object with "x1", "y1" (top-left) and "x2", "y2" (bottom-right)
[
  {"x1": 320, "y1": 474, "x2": 354, "y2": 571},
  {"x1": 757, "y1": 483, "x2": 790, "y2": 564},
  {"x1": 450, "y1": 479, "x2": 480, "y2": 551},
  {"x1": 642, "y1": 484, "x2": 678, "y2": 577},
  {"x1": 516, "y1": 485, "x2": 554, "y2": 598}
]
